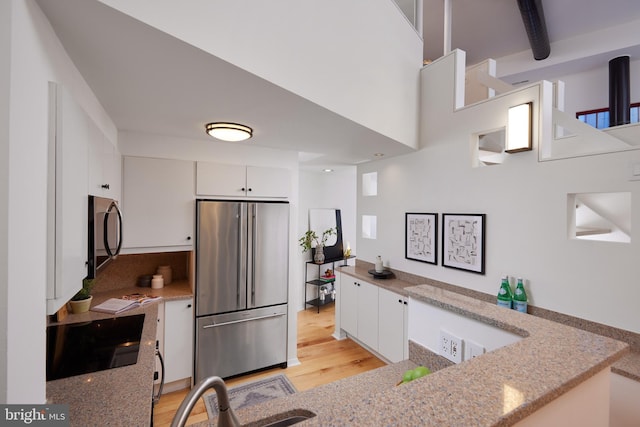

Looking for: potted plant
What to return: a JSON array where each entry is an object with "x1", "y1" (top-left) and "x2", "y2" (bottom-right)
[
  {"x1": 68, "y1": 277, "x2": 96, "y2": 314},
  {"x1": 299, "y1": 227, "x2": 336, "y2": 264}
]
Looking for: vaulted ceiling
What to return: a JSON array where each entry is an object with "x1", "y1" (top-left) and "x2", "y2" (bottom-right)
[{"x1": 37, "y1": 0, "x2": 640, "y2": 169}]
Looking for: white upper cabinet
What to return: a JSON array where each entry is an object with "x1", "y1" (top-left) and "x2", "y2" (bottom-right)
[
  {"x1": 46, "y1": 82, "x2": 89, "y2": 314},
  {"x1": 122, "y1": 156, "x2": 195, "y2": 250},
  {"x1": 88, "y1": 130, "x2": 121, "y2": 201},
  {"x1": 245, "y1": 166, "x2": 290, "y2": 198},
  {"x1": 196, "y1": 161, "x2": 290, "y2": 198}
]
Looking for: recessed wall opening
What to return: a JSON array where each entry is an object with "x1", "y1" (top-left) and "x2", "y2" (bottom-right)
[
  {"x1": 362, "y1": 172, "x2": 378, "y2": 196},
  {"x1": 473, "y1": 129, "x2": 506, "y2": 167},
  {"x1": 568, "y1": 192, "x2": 631, "y2": 243},
  {"x1": 362, "y1": 215, "x2": 377, "y2": 239}
]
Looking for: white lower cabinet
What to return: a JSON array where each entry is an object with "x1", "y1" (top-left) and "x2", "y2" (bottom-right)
[
  {"x1": 378, "y1": 287, "x2": 408, "y2": 363},
  {"x1": 340, "y1": 273, "x2": 408, "y2": 362},
  {"x1": 340, "y1": 276, "x2": 379, "y2": 351},
  {"x1": 163, "y1": 298, "x2": 194, "y2": 384}
]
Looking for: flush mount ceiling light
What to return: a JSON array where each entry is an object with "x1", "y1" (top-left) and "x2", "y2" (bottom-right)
[
  {"x1": 506, "y1": 102, "x2": 533, "y2": 153},
  {"x1": 205, "y1": 122, "x2": 252, "y2": 142}
]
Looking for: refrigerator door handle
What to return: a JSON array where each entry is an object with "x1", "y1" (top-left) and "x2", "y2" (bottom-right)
[
  {"x1": 238, "y1": 203, "x2": 247, "y2": 308},
  {"x1": 202, "y1": 312, "x2": 286, "y2": 329},
  {"x1": 249, "y1": 203, "x2": 256, "y2": 307}
]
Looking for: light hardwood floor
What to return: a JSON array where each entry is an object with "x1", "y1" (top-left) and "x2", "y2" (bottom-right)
[{"x1": 152, "y1": 305, "x2": 386, "y2": 426}]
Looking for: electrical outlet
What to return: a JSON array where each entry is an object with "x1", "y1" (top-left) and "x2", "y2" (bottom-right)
[
  {"x1": 439, "y1": 330, "x2": 463, "y2": 363},
  {"x1": 441, "y1": 332, "x2": 450, "y2": 355},
  {"x1": 466, "y1": 339, "x2": 485, "y2": 360}
]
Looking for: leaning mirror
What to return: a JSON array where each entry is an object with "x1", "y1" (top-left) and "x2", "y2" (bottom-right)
[{"x1": 308, "y1": 209, "x2": 344, "y2": 260}]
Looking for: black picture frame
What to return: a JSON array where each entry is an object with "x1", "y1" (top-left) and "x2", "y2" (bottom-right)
[
  {"x1": 405, "y1": 213, "x2": 438, "y2": 265},
  {"x1": 442, "y1": 213, "x2": 486, "y2": 274}
]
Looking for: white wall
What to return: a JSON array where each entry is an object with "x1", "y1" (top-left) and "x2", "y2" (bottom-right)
[
  {"x1": 298, "y1": 168, "x2": 357, "y2": 310},
  {"x1": 357, "y1": 51, "x2": 640, "y2": 333},
  {"x1": 98, "y1": 0, "x2": 422, "y2": 148},
  {"x1": 4, "y1": 0, "x2": 118, "y2": 403},
  {"x1": 408, "y1": 298, "x2": 521, "y2": 361},
  {"x1": 0, "y1": 0, "x2": 11, "y2": 405}
]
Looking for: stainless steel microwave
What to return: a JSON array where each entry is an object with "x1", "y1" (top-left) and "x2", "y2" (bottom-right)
[{"x1": 88, "y1": 195, "x2": 122, "y2": 278}]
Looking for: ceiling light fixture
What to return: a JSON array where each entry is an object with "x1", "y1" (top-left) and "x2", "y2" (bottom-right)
[{"x1": 205, "y1": 122, "x2": 252, "y2": 142}]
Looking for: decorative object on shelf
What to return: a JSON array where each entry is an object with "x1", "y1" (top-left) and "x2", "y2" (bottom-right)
[
  {"x1": 375, "y1": 256, "x2": 384, "y2": 272},
  {"x1": 405, "y1": 212, "x2": 438, "y2": 265},
  {"x1": 157, "y1": 265, "x2": 172, "y2": 285},
  {"x1": 344, "y1": 241, "x2": 351, "y2": 258},
  {"x1": 298, "y1": 227, "x2": 336, "y2": 264},
  {"x1": 137, "y1": 274, "x2": 152, "y2": 287},
  {"x1": 319, "y1": 286, "x2": 327, "y2": 302},
  {"x1": 320, "y1": 268, "x2": 335, "y2": 282},
  {"x1": 367, "y1": 269, "x2": 394, "y2": 279},
  {"x1": 151, "y1": 274, "x2": 164, "y2": 289},
  {"x1": 68, "y1": 277, "x2": 95, "y2": 314},
  {"x1": 442, "y1": 213, "x2": 486, "y2": 274},
  {"x1": 314, "y1": 244, "x2": 325, "y2": 264}
]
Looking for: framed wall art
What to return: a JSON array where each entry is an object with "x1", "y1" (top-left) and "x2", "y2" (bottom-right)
[
  {"x1": 405, "y1": 213, "x2": 438, "y2": 264},
  {"x1": 442, "y1": 213, "x2": 485, "y2": 274}
]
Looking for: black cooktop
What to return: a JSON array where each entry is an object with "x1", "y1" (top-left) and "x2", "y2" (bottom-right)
[{"x1": 46, "y1": 313, "x2": 145, "y2": 381}]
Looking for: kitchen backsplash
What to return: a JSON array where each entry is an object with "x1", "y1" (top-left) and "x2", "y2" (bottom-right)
[{"x1": 94, "y1": 251, "x2": 192, "y2": 292}]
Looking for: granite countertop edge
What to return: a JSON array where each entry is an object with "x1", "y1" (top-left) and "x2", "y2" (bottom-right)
[
  {"x1": 339, "y1": 265, "x2": 639, "y2": 382},
  {"x1": 197, "y1": 268, "x2": 629, "y2": 426},
  {"x1": 46, "y1": 281, "x2": 193, "y2": 426}
]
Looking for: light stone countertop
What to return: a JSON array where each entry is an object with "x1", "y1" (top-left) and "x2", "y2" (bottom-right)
[
  {"x1": 339, "y1": 265, "x2": 640, "y2": 382},
  {"x1": 46, "y1": 281, "x2": 193, "y2": 427},
  {"x1": 195, "y1": 272, "x2": 628, "y2": 427}
]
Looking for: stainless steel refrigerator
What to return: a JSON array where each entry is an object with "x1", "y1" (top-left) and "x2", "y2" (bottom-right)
[{"x1": 194, "y1": 200, "x2": 289, "y2": 381}]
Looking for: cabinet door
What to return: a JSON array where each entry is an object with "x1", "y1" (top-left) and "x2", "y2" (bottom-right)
[
  {"x1": 246, "y1": 166, "x2": 290, "y2": 198},
  {"x1": 196, "y1": 162, "x2": 246, "y2": 197},
  {"x1": 378, "y1": 288, "x2": 406, "y2": 363},
  {"x1": 357, "y1": 280, "x2": 379, "y2": 351},
  {"x1": 47, "y1": 83, "x2": 88, "y2": 314},
  {"x1": 88, "y1": 133, "x2": 121, "y2": 200},
  {"x1": 164, "y1": 299, "x2": 194, "y2": 383},
  {"x1": 123, "y1": 157, "x2": 194, "y2": 249},
  {"x1": 155, "y1": 302, "x2": 165, "y2": 385},
  {"x1": 340, "y1": 277, "x2": 358, "y2": 336}
]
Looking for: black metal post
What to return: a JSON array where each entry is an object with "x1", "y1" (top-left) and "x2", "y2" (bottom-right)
[{"x1": 609, "y1": 56, "x2": 631, "y2": 127}]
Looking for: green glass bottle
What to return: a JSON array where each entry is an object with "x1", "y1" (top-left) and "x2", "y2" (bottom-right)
[
  {"x1": 513, "y1": 278, "x2": 528, "y2": 313},
  {"x1": 497, "y1": 276, "x2": 513, "y2": 309}
]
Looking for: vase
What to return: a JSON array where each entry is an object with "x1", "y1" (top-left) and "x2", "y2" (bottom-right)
[{"x1": 314, "y1": 244, "x2": 325, "y2": 264}]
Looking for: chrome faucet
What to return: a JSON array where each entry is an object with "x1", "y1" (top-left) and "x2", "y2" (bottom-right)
[{"x1": 170, "y1": 376, "x2": 240, "y2": 427}]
